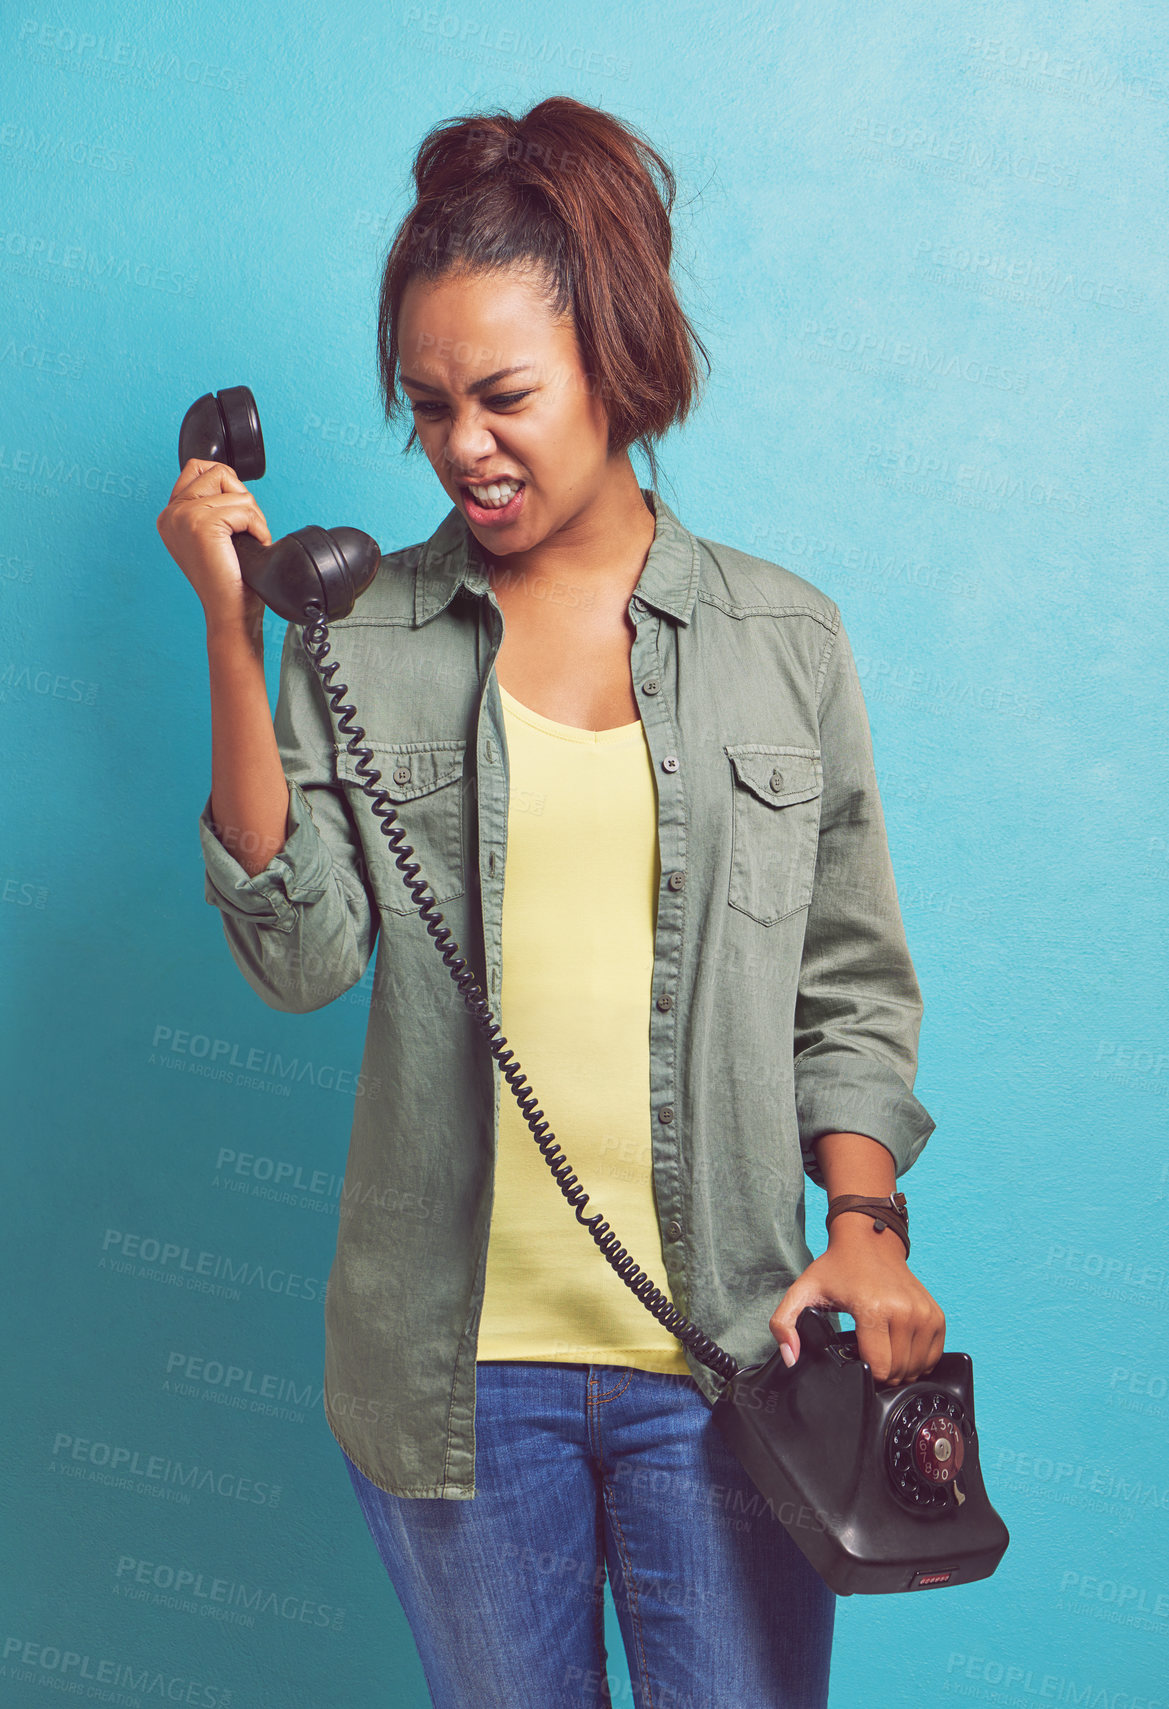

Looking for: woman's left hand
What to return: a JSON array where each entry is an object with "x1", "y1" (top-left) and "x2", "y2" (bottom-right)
[{"x1": 768, "y1": 1219, "x2": 945, "y2": 1384}]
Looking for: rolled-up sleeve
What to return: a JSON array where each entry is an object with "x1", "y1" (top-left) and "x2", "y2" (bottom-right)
[
  {"x1": 198, "y1": 622, "x2": 379, "y2": 1013},
  {"x1": 793, "y1": 612, "x2": 935, "y2": 1188}
]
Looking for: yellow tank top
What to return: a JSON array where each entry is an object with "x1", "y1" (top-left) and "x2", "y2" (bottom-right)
[{"x1": 475, "y1": 682, "x2": 690, "y2": 1375}]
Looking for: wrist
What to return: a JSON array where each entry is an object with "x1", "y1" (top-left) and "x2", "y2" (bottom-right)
[
  {"x1": 206, "y1": 614, "x2": 265, "y2": 663},
  {"x1": 827, "y1": 1211, "x2": 908, "y2": 1254},
  {"x1": 826, "y1": 1192, "x2": 910, "y2": 1260}
]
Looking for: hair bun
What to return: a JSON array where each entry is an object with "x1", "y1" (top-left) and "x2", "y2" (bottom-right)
[
  {"x1": 379, "y1": 96, "x2": 710, "y2": 492},
  {"x1": 414, "y1": 113, "x2": 521, "y2": 199}
]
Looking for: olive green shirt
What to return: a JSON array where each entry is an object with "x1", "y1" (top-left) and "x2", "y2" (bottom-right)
[{"x1": 197, "y1": 489, "x2": 935, "y2": 1498}]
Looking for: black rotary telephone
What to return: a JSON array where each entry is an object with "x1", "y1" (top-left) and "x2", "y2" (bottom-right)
[{"x1": 178, "y1": 385, "x2": 1010, "y2": 1596}]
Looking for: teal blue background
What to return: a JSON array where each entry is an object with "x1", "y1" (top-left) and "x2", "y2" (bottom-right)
[{"x1": 2, "y1": 1, "x2": 1167, "y2": 1704}]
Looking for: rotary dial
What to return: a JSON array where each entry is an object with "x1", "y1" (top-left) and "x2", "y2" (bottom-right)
[{"x1": 885, "y1": 1390, "x2": 970, "y2": 1512}]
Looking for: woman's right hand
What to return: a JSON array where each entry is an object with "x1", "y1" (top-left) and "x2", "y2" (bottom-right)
[{"x1": 156, "y1": 458, "x2": 274, "y2": 634}]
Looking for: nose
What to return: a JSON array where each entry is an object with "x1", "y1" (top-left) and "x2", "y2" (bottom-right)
[{"x1": 439, "y1": 410, "x2": 499, "y2": 480}]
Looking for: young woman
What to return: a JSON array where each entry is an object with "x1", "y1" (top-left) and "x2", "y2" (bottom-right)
[{"x1": 158, "y1": 96, "x2": 943, "y2": 1709}]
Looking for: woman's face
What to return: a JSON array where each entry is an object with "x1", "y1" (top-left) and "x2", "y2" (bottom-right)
[{"x1": 397, "y1": 264, "x2": 615, "y2": 558}]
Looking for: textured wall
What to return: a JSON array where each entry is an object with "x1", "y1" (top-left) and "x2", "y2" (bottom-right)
[{"x1": 2, "y1": 1, "x2": 1166, "y2": 1704}]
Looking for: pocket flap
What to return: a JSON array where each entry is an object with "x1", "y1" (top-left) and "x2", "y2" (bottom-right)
[
  {"x1": 335, "y1": 741, "x2": 465, "y2": 802},
  {"x1": 725, "y1": 745, "x2": 822, "y2": 808}
]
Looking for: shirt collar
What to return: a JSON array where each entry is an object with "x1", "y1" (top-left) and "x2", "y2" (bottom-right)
[{"x1": 412, "y1": 488, "x2": 701, "y2": 628}]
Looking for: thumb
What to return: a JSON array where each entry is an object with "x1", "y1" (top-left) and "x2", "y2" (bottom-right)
[{"x1": 770, "y1": 1284, "x2": 815, "y2": 1369}]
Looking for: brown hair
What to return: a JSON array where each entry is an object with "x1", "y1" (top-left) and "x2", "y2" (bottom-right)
[{"x1": 375, "y1": 95, "x2": 710, "y2": 491}]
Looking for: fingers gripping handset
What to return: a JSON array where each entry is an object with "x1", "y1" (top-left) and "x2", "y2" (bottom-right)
[{"x1": 165, "y1": 385, "x2": 381, "y2": 623}]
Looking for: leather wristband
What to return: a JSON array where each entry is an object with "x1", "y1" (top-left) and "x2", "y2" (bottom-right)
[{"x1": 825, "y1": 1192, "x2": 910, "y2": 1259}]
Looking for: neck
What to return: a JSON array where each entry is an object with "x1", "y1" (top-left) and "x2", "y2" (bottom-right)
[{"x1": 483, "y1": 460, "x2": 656, "y2": 594}]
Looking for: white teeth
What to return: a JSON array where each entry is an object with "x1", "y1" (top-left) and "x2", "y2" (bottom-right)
[{"x1": 468, "y1": 480, "x2": 521, "y2": 508}]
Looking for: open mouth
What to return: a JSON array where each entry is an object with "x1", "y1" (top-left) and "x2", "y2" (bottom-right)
[{"x1": 461, "y1": 481, "x2": 526, "y2": 525}]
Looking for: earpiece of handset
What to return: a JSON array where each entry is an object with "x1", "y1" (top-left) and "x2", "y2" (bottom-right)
[{"x1": 178, "y1": 385, "x2": 380, "y2": 623}]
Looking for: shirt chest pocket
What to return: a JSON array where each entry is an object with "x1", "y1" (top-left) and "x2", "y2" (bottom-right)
[
  {"x1": 335, "y1": 741, "x2": 467, "y2": 917},
  {"x1": 725, "y1": 744, "x2": 823, "y2": 926}
]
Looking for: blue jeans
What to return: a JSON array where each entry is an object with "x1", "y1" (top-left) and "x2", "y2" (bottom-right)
[{"x1": 340, "y1": 1360, "x2": 835, "y2": 1708}]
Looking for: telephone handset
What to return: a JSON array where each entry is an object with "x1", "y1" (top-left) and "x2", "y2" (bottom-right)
[
  {"x1": 178, "y1": 386, "x2": 381, "y2": 622},
  {"x1": 178, "y1": 385, "x2": 1009, "y2": 1595}
]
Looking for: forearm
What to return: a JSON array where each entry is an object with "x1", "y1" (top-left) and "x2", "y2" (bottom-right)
[
  {"x1": 811, "y1": 1131, "x2": 903, "y2": 1255},
  {"x1": 812, "y1": 1130, "x2": 896, "y2": 1198},
  {"x1": 206, "y1": 618, "x2": 291, "y2": 877}
]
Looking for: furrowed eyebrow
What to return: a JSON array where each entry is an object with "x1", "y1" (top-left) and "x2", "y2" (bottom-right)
[{"x1": 399, "y1": 365, "x2": 535, "y2": 396}]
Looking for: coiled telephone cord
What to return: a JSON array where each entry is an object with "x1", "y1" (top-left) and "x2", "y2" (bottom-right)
[{"x1": 301, "y1": 601, "x2": 741, "y2": 1385}]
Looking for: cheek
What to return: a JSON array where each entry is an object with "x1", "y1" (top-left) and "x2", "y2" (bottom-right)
[
  {"x1": 418, "y1": 427, "x2": 451, "y2": 474},
  {"x1": 528, "y1": 410, "x2": 601, "y2": 476}
]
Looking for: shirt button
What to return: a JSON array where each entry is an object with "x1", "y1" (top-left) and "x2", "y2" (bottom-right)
[
  {"x1": 667, "y1": 871, "x2": 685, "y2": 891},
  {"x1": 658, "y1": 1105, "x2": 675, "y2": 1124},
  {"x1": 661, "y1": 755, "x2": 679, "y2": 773},
  {"x1": 769, "y1": 770, "x2": 785, "y2": 792},
  {"x1": 631, "y1": 596, "x2": 646, "y2": 614},
  {"x1": 393, "y1": 765, "x2": 412, "y2": 784},
  {"x1": 656, "y1": 993, "x2": 673, "y2": 1011},
  {"x1": 641, "y1": 677, "x2": 660, "y2": 696},
  {"x1": 666, "y1": 1219, "x2": 683, "y2": 1241}
]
